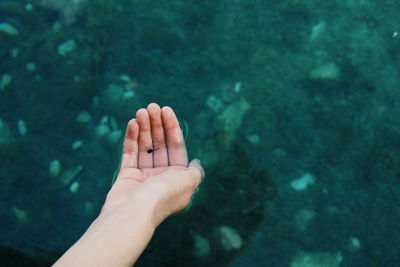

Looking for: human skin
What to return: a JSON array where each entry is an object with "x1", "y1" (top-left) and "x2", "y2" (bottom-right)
[{"x1": 54, "y1": 103, "x2": 204, "y2": 266}]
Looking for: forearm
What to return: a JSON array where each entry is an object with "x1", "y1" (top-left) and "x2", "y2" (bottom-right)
[{"x1": 54, "y1": 206, "x2": 155, "y2": 267}]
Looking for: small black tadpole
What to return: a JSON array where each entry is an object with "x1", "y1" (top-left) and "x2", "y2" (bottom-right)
[{"x1": 147, "y1": 147, "x2": 160, "y2": 153}]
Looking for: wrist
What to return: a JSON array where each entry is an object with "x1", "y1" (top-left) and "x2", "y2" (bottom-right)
[
  {"x1": 55, "y1": 200, "x2": 157, "y2": 267},
  {"x1": 100, "y1": 185, "x2": 160, "y2": 228}
]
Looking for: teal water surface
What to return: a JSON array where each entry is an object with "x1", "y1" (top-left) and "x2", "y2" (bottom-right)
[{"x1": 0, "y1": 0, "x2": 399, "y2": 266}]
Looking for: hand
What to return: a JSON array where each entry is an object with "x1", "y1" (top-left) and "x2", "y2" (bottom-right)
[
  {"x1": 54, "y1": 104, "x2": 204, "y2": 267},
  {"x1": 101, "y1": 103, "x2": 204, "y2": 226}
]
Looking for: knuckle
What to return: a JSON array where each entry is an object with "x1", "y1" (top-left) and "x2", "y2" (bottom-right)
[{"x1": 151, "y1": 121, "x2": 163, "y2": 129}]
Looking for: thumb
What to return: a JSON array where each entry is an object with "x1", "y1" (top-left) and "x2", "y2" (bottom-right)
[{"x1": 187, "y1": 159, "x2": 205, "y2": 190}]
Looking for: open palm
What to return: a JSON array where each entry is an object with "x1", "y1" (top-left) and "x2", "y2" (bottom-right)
[
  {"x1": 101, "y1": 103, "x2": 201, "y2": 221},
  {"x1": 55, "y1": 104, "x2": 203, "y2": 266}
]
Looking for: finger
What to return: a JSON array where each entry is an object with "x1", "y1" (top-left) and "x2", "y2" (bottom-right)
[
  {"x1": 161, "y1": 106, "x2": 188, "y2": 166},
  {"x1": 136, "y1": 108, "x2": 153, "y2": 168},
  {"x1": 120, "y1": 119, "x2": 139, "y2": 169},
  {"x1": 187, "y1": 159, "x2": 205, "y2": 190},
  {"x1": 147, "y1": 103, "x2": 168, "y2": 167}
]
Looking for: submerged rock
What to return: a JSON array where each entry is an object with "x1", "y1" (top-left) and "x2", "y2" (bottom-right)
[
  {"x1": 17, "y1": 120, "x2": 27, "y2": 136},
  {"x1": 0, "y1": 119, "x2": 11, "y2": 146},
  {"x1": 12, "y1": 206, "x2": 28, "y2": 223},
  {"x1": 69, "y1": 181, "x2": 80, "y2": 193},
  {"x1": 84, "y1": 201, "x2": 94, "y2": 215},
  {"x1": 291, "y1": 173, "x2": 315, "y2": 191},
  {"x1": 107, "y1": 130, "x2": 122, "y2": 144},
  {"x1": 72, "y1": 140, "x2": 83, "y2": 150},
  {"x1": 192, "y1": 234, "x2": 211, "y2": 259},
  {"x1": 348, "y1": 236, "x2": 362, "y2": 252},
  {"x1": 0, "y1": 23, "x2": 19, "y2": 35},
  {"x1": 49, "y1": 159, "x2": 61, "y2": 177},
  {"x1": 295, "y1": 209, "x2": 316, "y2": 231},
  {"x1": 41, "y1": 0, "x2": 85, "y2": 25},
  {"x1": 218, "y1": 96, "x2": 250, "y2": 136},
  {"x1": 310, "y1": 63, "x2": 341, "y2": 81},
  {"x1": 215, "y1": 225, "x2": 243, "y2": 251},
  {"x1": 95, "y1": 124, "x2": 110, "y2": 137},
  {"x1": 246, "y1": 134, "x2": 260, "y2": 144},
  {"x1": 0, "y1": 73, "x2": 12, "y2": 90},
  {"x1": 310, "y1": 21, "x2": 326, "y2": 41},
  {"x1": 221, "y1": 81, "x2": 241, "y2": 103},
  {"x1": 76, "y1": 111, "x2": 92, "y2": 123},
  {"x1": 58, "y1": 40, "x2": 76, "y2": 56},
  {"x1": 291, "y1": 251, "x2": 343, "y2": 267},
  {"x1": 206, "y1": 95, "x2": 224, "y2": 113},
  {"x1": 60, "y1": 165, "x2": 83, "y2": 186},
  {"x1": 26, "y1": 62, "x2": 36, "y2": 72}
]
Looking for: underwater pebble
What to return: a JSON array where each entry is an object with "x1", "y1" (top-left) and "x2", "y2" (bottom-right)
[
  {"x1": 107, "y1": 130, "x2": 122, "y2": 144},
  {"x1": 60, "y1": 165, "x2": 83, "y2": 186},
  {"x1": 72, "y1": 140, "x2": 83, "y2": 150},
  {"x1": 11, "y1": 48, "x2": 19, "y2": 58},
  {"x1": 95, "y1": 124, "x2": 110, "y2": 137},
  {"x1": 0, "y1": 23, "x2": 19, "y2": 35},
  {"x1": 291, "y1": 173, "x2": 315, "y2": 191},
  {"x1": 218, "y1": 97, "x2": 250, "y2": 135},
  {"x1": 103, "y1": 83, "x2": 126, "y2": 107},
  {"x1": 124, "y1": 80, "x2": 139, "y2": 91},
  {"x1": 84, "y1": 201, "x2": 94, "y2": 215},
  {"x1": 52, "y1": 22, "x2": 61, "y2": 31},
  {"x1": 206, "y1": 95, "x2": 224, "y2": 113},
  {"x1": 26, "y1": 62, "x2": 36, "y2": 72},
  {"x1": 120, "y1": 74, "x2": 131, "y2": 82},
  {"x1": 76, "y1": 111, "x2": 92, "y2": 123},
  {"x1": 234, "y1": 81, "x2": 241, "y2": 93},
  {"x1": 49, "y1": 159, "x2": 61, "y2": 177},
  {"x1": 221, "y1": 82, "x2": 240, "y2": 103},
  {"x1": 246, "y1": 134, "x2": 260, "y2": 144},
  {"x1": 123, "y1": 90, "x2": 135, "y2": 99},
  {"x1": 291, "y1": 251, "x2": 343, "y2": 267},
  {"x1": 69, "y1": 181, "x2": 80, "y2": 193},
  {"x1": 295, "y1": 209, "x2": 316, "y2": 231},
  {"x1": 0, "y1": 119, "x2": 11, "y2": 146},
  {"x1": 0, "y1": 73, "x2": 12, "y2": 90},
  {"x1": 92, "y1": 96, "x2": 99, "y2": 107},
  {"x1": 192, "y1": 234, "x2": 211, "y2": 259},
  {"x1": 215, "y1": 225, "x2": 243, "y2": 251},
  {"x1": 25, "y1": 3, "x2": 34, "y2": 11},
  {"x1": 273, "y1": 148, "x2": 287, "y2": 157},
  {"x1": 100, "y1": 115, "x2": 109, "y2": 124},
  {"x1": 310, "y1": 62, "x2": 340, "y2": 80},
  {"x1": 348, "y1": 236, "x2": 362, "y2": 252},
  {"x1": 110, "y1": 117, "x2": 118, "y2": 131},
  {"x1": 58, "y1": 39, "x2": 76, "y2": 56},
  {"x1": 17, "y1": 120, "x2": 27, "y2": 136},
  {"x1": 310, "y1": 21, "x2": 326, "y2": 41},
  {"x1": 12, "y1": 206, "x2": 28, "y2": 223}
]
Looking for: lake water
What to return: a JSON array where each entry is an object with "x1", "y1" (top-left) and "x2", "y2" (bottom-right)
[{"x1": 0, "y1": 0, "x2": 399, "y2": 266}]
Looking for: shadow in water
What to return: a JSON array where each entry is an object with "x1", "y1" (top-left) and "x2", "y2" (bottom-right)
[{"x1": 136, "y1": 140, "x2": 276, "y2": 267}]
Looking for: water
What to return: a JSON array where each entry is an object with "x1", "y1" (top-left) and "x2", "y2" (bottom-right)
[{"x1": 0, "y1": 0, "x2": 399, "y2": 266}]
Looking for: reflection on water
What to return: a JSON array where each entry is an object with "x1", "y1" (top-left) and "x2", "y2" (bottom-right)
[{"x1": 1, "y1": 0, "x2": 399, "y2": 266}]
